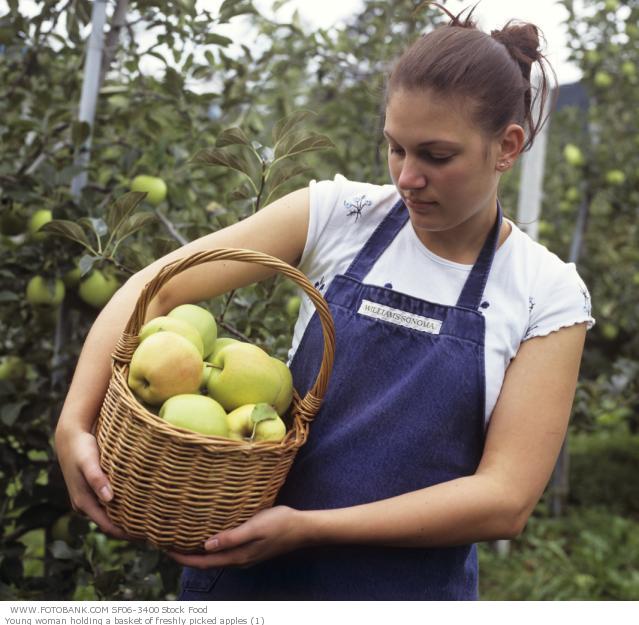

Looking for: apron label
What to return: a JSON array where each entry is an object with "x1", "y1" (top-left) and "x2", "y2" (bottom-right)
[{"x1": 357, "y1": 299, "x2": 442, "y2": 334}]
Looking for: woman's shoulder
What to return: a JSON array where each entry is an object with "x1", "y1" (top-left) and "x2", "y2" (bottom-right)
[
  {"x1": 310, "y1": 174, "x2": 398, "y2": 222},
  {"x1": 505, "y1": 222, "x2": 595, "y2": 338}
]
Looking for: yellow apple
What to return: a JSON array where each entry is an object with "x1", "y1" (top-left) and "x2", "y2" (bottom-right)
[
  {"x1": 159, "y1": 394, "x2": 228, "y2": 437},
  {"x1": 139, "y1": 316, "x2": 204, "y2": 356},
  {"x1": 226, "y1": 403, "x2": 287, "y2": 442},
  {"x1": 208, "y1": 337, "x2": 240, "y2": 360},
  {"x1": 270, "y1": 357, "x2": 294, "y2": 416},
  {"x1": 0, "y1": 355, "x2": 26, "y2": 381},
  {"x1": 28, "y1": 209, "x2": 52, "y2": 240},
  {"x1": 26, "y1": 276, "x2": 65, "y2": 307},
  {"x1": 131, "y1": 175, "x2": 167, "y2": 206},
  {"x1": 78, "y1": 270, "x2": 120, "y2": 308},
  {"x1": 206, "y1": 342, "x2": 284, "y2": 412},
  {"x1": 128, "y1": 331, "x2": 203, "y2": 406},
  {"x1": 168, "y1": 304, "x2": 217, "y2": 358}
]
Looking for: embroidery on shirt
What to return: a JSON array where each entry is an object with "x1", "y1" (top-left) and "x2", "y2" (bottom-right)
[
  {"x1": 524, "y1": 324, "x2": 539, "y2": 339},
  {"x1": 344, "y1": 195, "x2": 372, "y2": 222},
  {"x1": 314, "y1": 276, "x2": 326, "y2": 292},
  {"x1": 528, "y1": 297, "x2": 536, "y2": 313},
  {"x1": 580, "y1": 285, "x2": 592, "y2": 316}
]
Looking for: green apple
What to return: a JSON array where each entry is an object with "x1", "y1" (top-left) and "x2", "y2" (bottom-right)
[
  {"x1": 160, "y1": 394, "x2": 228, "y2": 437},
  {"x1": 285, "y1": 295, "x2": 301, "y2": 318},
  {"x1": 206, "y1": 342, "x2": 283, "y2": 412},
  {"x1": 0, "y1": 355, "x2": 26, "y2": 381},
  {"x1": 605, "y1": 169, "x2": 626, "y2": 186},
  {"x1": 78, "y1": 270, "x2": 120, "y2": 308},
  {"x1": 131, "y1": 175, "x2": 167, "y2": 206},
  {"x1": 600, "y1": 322, "x2": 618, "y2": 340},
  {"x1": 168, "y1": 304, "x2": 217, "y2": 358},
  {"x1": 270, "y1": 357, "x2": 294, "y2": 416},
  {"x1": 226, "y1": 403, "x2": 287, "y2": 442},
  {"x1": 28, "y1": 209, "x2": 53, "y2": 240},
  {"x1": 128, "y1": 331, "x2": 203, "y2": 406},
  {"x1": 26, "y1": 276, "x2": 65, "y2": 306},
  {"x1": 594, "y1": 71, "x2": 613, "y2": 89},
  {"x1": 563, "y1": 144, "x2": 584, "y2": 167},
  {"x1": 622, "y1": 61, "x2": 636, "y2": 79},
  {"x1": 208, "y1": 337, "x2": 240, "y2": 360},
  {"x1": 139, "y1": 316, "x2": 204, "y2": 356},
  {"x1": 565, "y1": 187, "x2": 580, "y2": 203}
]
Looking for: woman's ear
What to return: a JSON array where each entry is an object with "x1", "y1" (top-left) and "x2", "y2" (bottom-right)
[{"x1": 495, "y1": 124, "x2": 525, "y2": 172}]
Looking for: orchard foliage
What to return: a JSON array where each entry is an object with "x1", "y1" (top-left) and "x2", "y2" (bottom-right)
[{"x1": 0, "y1": 0, "x2": 637, "y2": 600}]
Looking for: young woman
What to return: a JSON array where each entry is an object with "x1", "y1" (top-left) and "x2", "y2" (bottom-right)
[{"x1": 55, "y1": 6, "x2": 594, "y2": 600}]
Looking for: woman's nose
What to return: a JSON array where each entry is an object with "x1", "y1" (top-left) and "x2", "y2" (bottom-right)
[{"x1": 397, "y1": 158, "x2": 428, "y2": 189}]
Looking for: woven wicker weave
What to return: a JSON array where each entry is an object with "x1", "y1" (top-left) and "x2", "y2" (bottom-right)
[{"x1": 95, "y1": 248, "x2": 335, "y2": 553}]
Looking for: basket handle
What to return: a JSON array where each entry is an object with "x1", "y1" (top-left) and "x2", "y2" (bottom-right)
[{"x1": 113, "y1": 248, "x2": 336, "y2": 418}]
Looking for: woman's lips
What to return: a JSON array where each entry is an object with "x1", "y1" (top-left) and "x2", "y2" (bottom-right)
[{"x1": 403, "y1": 197, "x2": 438, "y2": 210}]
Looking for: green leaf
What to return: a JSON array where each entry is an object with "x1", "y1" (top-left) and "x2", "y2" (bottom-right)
[
  {"x1": 229, "y1": 181, "x2": 255, "y2": 201},
  {"x1": 272, "y1": 110, "x2": 316, "y2": 145},
  {"x1": 113, "y1": 212, "x2": 156, "y2": 243},
  {"x1": 1, "y1": 402, "x2": 27, "y2": 427},
  {"x1": 105, "y1": 192, "x2": 146, "y2": 238},
  {"x1": 80, "y1": 217, "x2": 108, "y2": 238},
  {"x1": 204, "y1": 33, "x2": 233, "y2": 47},
  {"x1": 0, "y1": 291, "x2": 20, "y2": 302},
  {"x1": 50, "y1": 541, "x2": 79, "y2": 561},
  {"x1": 40, "y1": 219, "x2": 92, "y2": 248},
  {"x1": 250, "y1": 403, "x2": 279, "y2": 425},
  {"x1": 274, "y1": 132, "x2": 335, "y2": 161},
  {"x1": 79, "y1": 254, "x2": 98, "y2": 276},
  {"x1": 219, "y1": 0, "x2": 257, "y2": 22},
  {"x1": 216, "y1": 127, "x2": 252, "y2": 148},
  {"x1": 191, "y1": 148, "x2": 257, "y2": 183},
  {"x1": 164, "y1": 67, "x2": 184, "y2": 97},
  {"x1": 264, "y1": 163, "x2": 309, "y2": 203}
]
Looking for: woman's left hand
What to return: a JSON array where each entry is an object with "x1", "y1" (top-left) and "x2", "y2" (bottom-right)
[{"x1": 168, "y1": 506, "x2": 308, "y2": 569}]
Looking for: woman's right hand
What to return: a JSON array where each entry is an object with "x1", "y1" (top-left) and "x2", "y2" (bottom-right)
[{"x1": 54, "y1": 424, "x2": 130, "y2": 539}]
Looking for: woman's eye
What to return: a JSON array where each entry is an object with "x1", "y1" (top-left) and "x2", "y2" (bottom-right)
[{"x1": 423, "y1": 154, "x2": 453, "y2": 163}]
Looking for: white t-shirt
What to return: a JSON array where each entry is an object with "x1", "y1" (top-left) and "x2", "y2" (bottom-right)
[{"x1": 288, "y1": 175, "x2": 595, "y2": 424}]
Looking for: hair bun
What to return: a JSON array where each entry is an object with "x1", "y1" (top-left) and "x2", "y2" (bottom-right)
[{"x1": 491, "y1": 21, "x2": 543, "y2": 81}]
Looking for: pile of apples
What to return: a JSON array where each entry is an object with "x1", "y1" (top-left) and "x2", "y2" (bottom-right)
[{"x1": 127, "y1": 304, "x2": 293, "y2": 443}]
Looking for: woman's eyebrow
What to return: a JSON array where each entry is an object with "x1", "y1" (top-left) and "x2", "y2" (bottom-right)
[{"x1": 383, "y1": 130, "x2": 461, "y2": 148}]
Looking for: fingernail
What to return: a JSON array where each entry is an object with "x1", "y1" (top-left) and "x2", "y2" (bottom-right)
[
  {"x1": 204, "y1": 538, "x2": 219, "y2": 550},
  {"x1": 99, "y1": 485, "x2": 113, "y2": 501}
]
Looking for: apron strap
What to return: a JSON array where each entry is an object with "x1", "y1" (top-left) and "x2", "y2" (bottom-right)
[
  {"x1": 344, "y1": 196, "x2": 502, "y2": 312},
  {"x1": 344, "y1": 197, "x2": 409, "y2": 281},
  {"x1": 455, "y1": 200, "x2": 503, "y2": 310}
]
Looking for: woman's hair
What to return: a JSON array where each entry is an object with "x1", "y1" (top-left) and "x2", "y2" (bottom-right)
[{"x1": 385, "y1": 3, "x2": 557, "y2": 152}]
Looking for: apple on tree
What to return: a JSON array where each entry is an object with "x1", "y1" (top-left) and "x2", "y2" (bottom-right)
[
  {"x1": 127, "y1": 331, "x2": 203, "y2": 406},
  {"x1": 160, "y1": 394, "x2": 229, "y2": 437},
  {"x1": 139, "y1": 316, "x2": 204, "y2": 356},
  {"x1": 0, "y1": 355, "x2": 26, "y2": 381},
  {"x1": 131, "y1": 175, "x2": 168, "y2": 206},
  {"x1": 226, "y1": 403, "x2": 287, "y2": 442},
  {"x1": 78, "y1": 270, "x2": 120, "y2": 309},
  {"x1": 28, "y1": 209, "x2": 52, "y2": 240},
  {"x1": 26, "y1": 275, "x2": 65, "y2": 307},
  {"x1": 168, "y1": 304, "x2": 217, "y2": 358}
]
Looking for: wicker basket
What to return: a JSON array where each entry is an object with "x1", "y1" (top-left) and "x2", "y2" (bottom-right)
[{"x1": 95, "y1": 248, "x2": 335, "y2": 553}]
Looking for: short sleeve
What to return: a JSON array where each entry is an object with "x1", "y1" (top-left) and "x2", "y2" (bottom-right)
[{"x1": 524, "y1": 260, "x2": 595, "y2": 340}]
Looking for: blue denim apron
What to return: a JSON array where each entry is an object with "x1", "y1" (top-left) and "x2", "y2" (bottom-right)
[{"x1": 180, "y1": 198, "x2": 501, "y2": 600}]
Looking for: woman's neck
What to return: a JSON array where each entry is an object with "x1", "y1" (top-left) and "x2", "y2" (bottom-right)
[{"x1": 412, "y1": 200, "x2": 510, "y2": 265}]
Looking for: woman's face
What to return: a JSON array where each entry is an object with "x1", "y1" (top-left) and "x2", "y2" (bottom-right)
[{"x1": 384, "y1": 88, "x2": 502, "y2": 240}]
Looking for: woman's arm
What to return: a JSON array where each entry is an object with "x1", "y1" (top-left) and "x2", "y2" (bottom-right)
[
  {"x1": 171, "y1": 322, "x2": 587, "y2": 568},
  {"x1": 54, "y1": 188, "x2": 310, "y2": 534}
]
